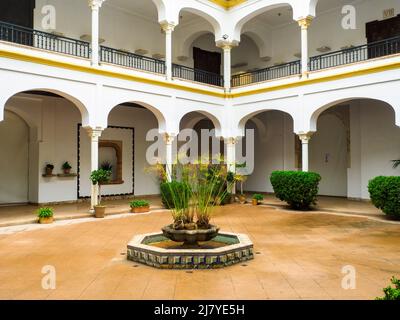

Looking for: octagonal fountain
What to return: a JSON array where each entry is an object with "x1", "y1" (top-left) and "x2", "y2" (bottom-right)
[
  {"x1": 127, "y1": 162, "x2": 254, "y2": 269},
  {"x1": 127, "y1": 231, "x2": 253, "y2": 269}
]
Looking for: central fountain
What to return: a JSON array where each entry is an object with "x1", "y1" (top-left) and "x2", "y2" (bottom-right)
[{"x1": 127, "y1": 162, "x2": 254, "y2": 269}]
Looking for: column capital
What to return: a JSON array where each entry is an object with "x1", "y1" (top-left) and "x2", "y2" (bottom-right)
[
  {"x1": 224, "y1": 137, "x2": 239, "y2": 145},
  {"x1": 216, "y1": 40, "x2": 238, "y2": 50},
  {"x1": 297, "y1": 16, "x2": 313, "y2": 29},
  {"x1": 86, "y1": 127, "x2": 103, "y2": 140},
  {"x1": 161, "y1": 22, "x2": 176, "y2": 33},
  {"x1": 298, "y1": 132, "x2": 314, "y2": 143},
  {"x1": 163, "y1": 133, "x2": 176, "y2": 145},
  {"x1": 88, "y1": 0, "x2": 105, "y2": 10}
]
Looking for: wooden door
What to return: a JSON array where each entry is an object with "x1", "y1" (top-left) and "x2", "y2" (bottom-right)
[
  {"x1": 366, "y1": 15, "x2": 400, "y2": 58},
  {"x1": 193, "y1": 47, "x2": 221, "y2": 74}
]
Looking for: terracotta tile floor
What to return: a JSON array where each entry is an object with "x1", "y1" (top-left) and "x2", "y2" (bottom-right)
[
  {"x1": 0, "y1": 195, "x2": 383, "y2": 228},
  {"x1": 0, "y1": 204, "x2": 399, "y2": 300}
]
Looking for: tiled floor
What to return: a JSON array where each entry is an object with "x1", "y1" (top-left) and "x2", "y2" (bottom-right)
[{"x1": 0, "y1": 204, "x2": 398, "y2": 300}]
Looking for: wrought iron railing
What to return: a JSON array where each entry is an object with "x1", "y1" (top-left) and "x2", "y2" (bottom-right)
[
  {"x1": 310, "y1": 36, "x2": 400, "y2": 71},
  {"x1": 173, "y1": 64, "x2": 223, "y2": 87},
  {"x1": 0, "y1": 21, "x2": 90, "y2": 58},
  {"x1": 231, "y1": 60, "x2": 301, "y2": 87},
  {"x1": 100, "y1": 46, "x2": 165, "y2": 74}
]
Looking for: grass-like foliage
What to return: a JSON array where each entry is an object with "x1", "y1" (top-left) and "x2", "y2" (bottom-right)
[{"x1": 155, "y1": 160, "x2": 233, "y2": 230}]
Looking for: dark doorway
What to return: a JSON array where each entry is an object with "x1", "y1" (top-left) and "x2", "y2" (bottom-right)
[
  {"x1": 0, "y1": 0, "x2": 35, "y2": 28},
  {"x1": 0, "y1": 0, "x2": 36, "y2": 45},
  {"x1": 366, "y1": 14, "x2": 400, "y2": 58},
  {"x1": 193, "y1": 47, "x2": 221, "y2": 75}
]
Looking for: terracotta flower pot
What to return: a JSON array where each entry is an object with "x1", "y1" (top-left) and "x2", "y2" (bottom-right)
[
  {"x1": 94, "y1": 205, "x2": 106, "y2": 218},
  {"x1": 45, "y1": 168, "x2": 53, "y2": 176},
  {"x1": 130, "y1": 206, "x2": 150, "y2": 214},
  {"x1": 39, "y1": 216, "x2": 54, "y2": 224},
  {"x1": 252, "y1": 199, "x2": 258, "y2": 206},
  {"x1": 239, "y1": 195, "x2": 246, "y2": 204},
  {"x1": 63, "y1": 168, "x2": 71, "y2": 175}
]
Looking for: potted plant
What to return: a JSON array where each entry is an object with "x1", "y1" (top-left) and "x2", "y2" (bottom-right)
[
  {"x1": 129, "y1": 199, "x2": 150, "y2": 213},
  {"x1": 62, "y1": 162, "x2": 72, "y2": 174},
  {"x1": 252, "y1": 194, "x2": 264, "y2": 205},
  {"x1": 45, "y1": 164, "x2": 54, "y2": 176},
  {"x1": 90, "y1": 169, "x2": 112, "y2": 218},
  {"x1": 37, "y1": 207, "x2": 54, "y2": 224}
]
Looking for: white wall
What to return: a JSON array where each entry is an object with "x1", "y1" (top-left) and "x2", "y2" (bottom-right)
[
  {"x1": 310, "y1": 112, "x2": 348, "y2": 197},
  {"x1": 244, "y1": 111, "x2": 295, "y2": 192},
  {"x1": 0, "y1": 111, "x2": 29, "y2": 204}
]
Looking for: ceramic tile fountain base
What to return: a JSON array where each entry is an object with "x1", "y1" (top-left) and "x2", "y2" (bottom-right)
[{"x1": 127, "y1": 232, "x2": 254, "y2": 269}]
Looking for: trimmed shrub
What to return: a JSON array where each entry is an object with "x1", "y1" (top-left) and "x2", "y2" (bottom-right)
[
  {"x1": 160, "y1": 181, "x2": 191, "y2": 209},
  {"x1": 368, "y1": 176, "x2": 400, "y2": 219},
  {"x1": 270, "y1": 171, "x2": 321, "y2": 210}
]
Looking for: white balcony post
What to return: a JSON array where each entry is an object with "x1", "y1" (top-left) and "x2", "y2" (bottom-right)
[
  {"x1": 86, "y1": 127, "x2": 103, "y2": 210},
  {"x1": 164, "y1": 133, "x2": 175, "y2": 182},
  {"x1": 297, "y1": 17, "x2": 312, "y2": 76},
  {"x1": 161, "y1": 23, "x2": 176, "y2": 81},
  {"x1": 298, "y1": 133, "x2": 313, "y2": 172},
  {"x1": 223, "y1": 44, "x2": 232, "y2": 91},
  {"x1": 88, "y1": 0, "x2": 105, "y2": 66}
]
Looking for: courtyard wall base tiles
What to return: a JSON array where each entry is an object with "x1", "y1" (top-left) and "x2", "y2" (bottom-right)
[{"x1": 127, "y1": 232, "x2": 254, "y2": 269}]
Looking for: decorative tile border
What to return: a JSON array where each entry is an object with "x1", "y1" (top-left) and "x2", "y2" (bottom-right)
[{"x1": 127, "y1": 232, "x2": 254, "y2": 269}]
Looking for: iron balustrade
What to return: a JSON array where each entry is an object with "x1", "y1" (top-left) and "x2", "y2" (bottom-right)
[
  {"x1": 0, "y1": 21, "x2": 90, "y2": 58},
  {"x1": 172, "y1": 64, "x2": 223, "y2": 87},
  {"x1": 231, "y1": 60, "x2": 301, "y2": 87},
  {"x1": 100, "y1": 46, "x2": 165, "y2": 74},
  {"x1": 310, "y1": 36, "x2": 400, "y2": 71}
]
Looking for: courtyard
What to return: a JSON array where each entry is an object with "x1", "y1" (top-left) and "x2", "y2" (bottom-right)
[{"x1": 0, "y1": 202, "x2": 399, "y2": 300}]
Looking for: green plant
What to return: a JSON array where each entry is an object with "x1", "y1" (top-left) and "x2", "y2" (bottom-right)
[
  {"x1": 62, "y1": 162, "x2": 72, "y2": 170},
  {"x1": 46, "y1": 164, "x2": 54, "y2": 170},
  {"x1": 101, "y1": 161, "x2": 113, "y2": 172},
  {"x1": 90, "y1": 169, "x2": 112, "y2": 205},
  {"x1": 129, "y1": 199, "x2": 150, "y2": 208},
  {"x1": 376, "y1": 277, "x2": 400, "y2": 300},
  {"x1": 156, "y1": 160, "x2": 233, "y2": 230},
  {"x1": 252, "y1": 194, "x2": 264, "y2": 201},
  {"x1": 368, "y1": 176, "x2": 400, "y2": 219},
  {"x1": 37, "y1": 207, "x2": 54, "y2": 218},
  {"x1": 270, "y1": 171, "x2": 321, "y2": 210},
  {"x1": 392, "y1": 160, "x2": 400, "y2": 169}
]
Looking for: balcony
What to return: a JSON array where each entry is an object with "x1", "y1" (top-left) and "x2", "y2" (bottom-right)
[{"x1": 1, "y1": 21, "x2": 400, "y2": 90}]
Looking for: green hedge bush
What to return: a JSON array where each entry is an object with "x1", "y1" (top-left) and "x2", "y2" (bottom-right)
[
  {"x1": 368, "y1": 176, "x2": 400, "y2": 219},
  {"x1": 160, "y1": 181, "x2": 191, "y2": 209},
  {"x1": 270, "y1": 171, "x2": 321, "y2": 210}
]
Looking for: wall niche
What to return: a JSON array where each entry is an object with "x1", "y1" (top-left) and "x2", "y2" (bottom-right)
[{"x1": 99, "y1": 140, "x2": 124, "y2": 184}]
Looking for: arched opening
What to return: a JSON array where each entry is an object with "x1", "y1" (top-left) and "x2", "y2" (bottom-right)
[
  {"x1": 240, "y1": 110, "x2": 295, "y2": 193},
  {"x1": 236, "y1": 4, "x2": 297, "y2": 69},
  {"x1": 310, "y1": 98, "x2": 400, "y2": 199},
  {"x1": 179, "y1": 111, "x2": 223, "y2": 163},
  {"x1": 80, "y1": 101, "x2": 161, "y2": 199},
  {"x1": 1, "y1": 90, "x2": 87, "y2": 205},
  {"x1": 173, "y1": 10, "x2": 222, "y2": 82}
]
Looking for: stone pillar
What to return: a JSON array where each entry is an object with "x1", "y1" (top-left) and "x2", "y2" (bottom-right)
[
  {"x1": 86, "y1": 127, "x2": 103, "y2": 210},
  {"x1": 298, "y1": 133, "x2": 313, "y2": 172},
  {"x1": 297, "y1": 17, "x2": 313, "y2": 76},
  {"x1": 162, "y1": 22, "x2": 176, "y2": 81},
  {"x1": 88, "y1": 0, "x2": 105, "y2": 66},
  {"x1": 225, "y1": 137, "x2": 238, "y2": 194},
  {"x1": 222, "y1": 44, "x2": 233, "y2": 91},
  {"x1": 163, "y1": 133, "x2": 175, "y2": 182}
]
